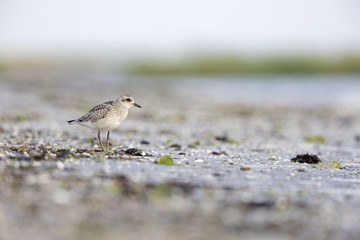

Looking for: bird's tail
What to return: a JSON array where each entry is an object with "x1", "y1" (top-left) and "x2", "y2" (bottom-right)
[{"x1": 67, "y1": 119, "x2": 77, "y2": 125}]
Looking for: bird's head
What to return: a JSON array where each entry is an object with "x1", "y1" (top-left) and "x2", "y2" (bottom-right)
[{"x1": 117, "y1": 94, "x2": 142, "y2": 109}]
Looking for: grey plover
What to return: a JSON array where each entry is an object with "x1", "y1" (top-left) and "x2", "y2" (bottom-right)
[{"x1": 67, "y1": 94, "x2": 141, "y2": 152}]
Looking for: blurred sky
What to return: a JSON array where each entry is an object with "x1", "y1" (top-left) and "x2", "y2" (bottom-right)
[{"x1": 0, "y1": 0, "x2": 360, "y2": 59}]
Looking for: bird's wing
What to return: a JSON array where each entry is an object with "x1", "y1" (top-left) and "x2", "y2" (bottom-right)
[{"x1": 78, "y1": 101, "x2": 114, "y2": 122}]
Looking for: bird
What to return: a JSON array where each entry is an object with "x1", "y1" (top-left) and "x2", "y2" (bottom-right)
[{"x1": 67, "y1": 94, "x2": 141, "y2": 152}]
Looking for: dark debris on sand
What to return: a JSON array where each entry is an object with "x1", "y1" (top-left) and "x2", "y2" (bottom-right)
[
  {"x1": 124, "y1": 148, "x2": 147, "y2": 156},
  {"x1": 291, "y1": 153, "x2": 321, "y2": 164}
]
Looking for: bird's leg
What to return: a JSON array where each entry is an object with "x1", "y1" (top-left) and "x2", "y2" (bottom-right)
[
  {"x1": 106, "y1": 131, "x2": 110, "y2": 152},
  {"x1": 97, "y1": 130, "x2": 105, "y2": 152}
]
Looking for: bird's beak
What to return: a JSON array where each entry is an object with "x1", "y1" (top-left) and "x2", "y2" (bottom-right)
[{"x1": 134, "y1": 102, "x2": 142, "y2": 108}]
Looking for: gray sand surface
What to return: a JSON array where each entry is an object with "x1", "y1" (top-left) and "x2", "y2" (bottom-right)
[{"x1": 1, "y1": 72, "x2": 360, "y2": 240}]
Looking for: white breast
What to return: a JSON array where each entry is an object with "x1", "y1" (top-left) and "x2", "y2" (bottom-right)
[
  {"x1": 93, "y1": 117, "x2": 122, "y2": 130},
  {"x1": 93, "y1": 109, "x2": 128, "y2": 131}
]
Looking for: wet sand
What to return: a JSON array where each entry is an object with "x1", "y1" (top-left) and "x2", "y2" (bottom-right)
[{"x1": 1, "y1": 71, "x2": 360, "y2": 240}]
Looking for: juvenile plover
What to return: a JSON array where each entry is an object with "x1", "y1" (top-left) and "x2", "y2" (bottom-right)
[{"x1": 67, "y1": 94, "x2": 141, "y2": 152}]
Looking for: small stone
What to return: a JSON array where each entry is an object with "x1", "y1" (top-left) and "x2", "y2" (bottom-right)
[
  {"x1": 211, "y1": 151, "x2": 227, "y2": 155},
  {"x1": 169, "y1": 144, "x2": 182, "y2": 150},
  {"x1": 240, "y1": 167, "x2": 251, "y2": 171}
]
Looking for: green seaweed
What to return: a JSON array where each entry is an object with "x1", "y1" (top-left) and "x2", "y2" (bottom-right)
[
  {"x1": 223, "y1": 162, "x2": 233, "y2": 165},
  {"x1": 315, "y1": 161, "x2": 342, "y2": 169},
  {"x1": 158, "y1": 156, "x2": 175, "y2": 166},
  {"x1": 66, "y1": 154, "x2": 76, "y2": 159},
  {"x1": 304, "y1": 136, "x2": 326, "y2": 144}
]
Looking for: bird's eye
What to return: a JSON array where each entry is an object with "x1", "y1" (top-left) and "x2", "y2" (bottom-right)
[{"x1": 126, "y1": 98, "x2": 131, "y2": 102}]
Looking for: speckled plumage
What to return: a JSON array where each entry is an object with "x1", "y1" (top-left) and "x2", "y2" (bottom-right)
[
  {"x1": 68, "y1": 94, "x2": 141, "y2": 152},
  {"x1": 74, "y1": 101, "x2": 128, "y2": 131}
]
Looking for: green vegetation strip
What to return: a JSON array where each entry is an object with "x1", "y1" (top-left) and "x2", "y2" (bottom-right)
[{"x1": 127, "y1": 55, "x2": 360, "y2": 75}]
